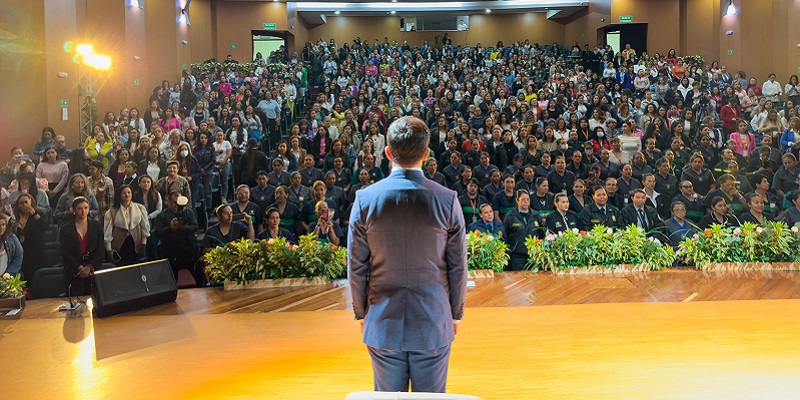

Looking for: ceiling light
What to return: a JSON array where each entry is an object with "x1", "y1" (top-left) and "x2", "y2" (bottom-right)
[
  {"x1": 390, "y1": 10, "x2": 396, "y2": 14},
  {"x1": 486, "y1": 8, "x2": 491, "y2": 13},
  {"x1": 335, "y1": 10, "x2": 340, "y2": 14}
]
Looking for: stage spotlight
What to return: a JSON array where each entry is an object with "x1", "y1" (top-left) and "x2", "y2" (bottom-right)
[
  {"x1": 72, "y1": 43, "x2": 112, "y2": 71},
  {"x1": 724, "y1": 0, "x2": 737, "y2": 16}
]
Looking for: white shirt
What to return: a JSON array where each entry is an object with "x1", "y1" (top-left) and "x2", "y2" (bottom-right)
[{"x1": 762, "y1": 80, "x2": 782, "y2": 102}]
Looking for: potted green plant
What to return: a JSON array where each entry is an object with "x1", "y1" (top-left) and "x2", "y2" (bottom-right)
[
  {"x1": 0, "y1": 273, "x2": 26, "y2": 311},
  {"x1": 676, "y1": 222, "x2": 800, "y2": 271},
  {"x1": 466, "y1": 230, "x2": 509, "y2": 277},
  {"x1": 525, "y1": 225, "x2": 675, "y2": 274},
  {"x1": 205, "y1": 235, "x2": 347, "y2": 290}
]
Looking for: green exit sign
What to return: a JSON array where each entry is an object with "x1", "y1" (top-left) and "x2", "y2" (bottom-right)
[
  {"x1": 59, "y1": 99, "x2": 68, "y2": 107},
  {"x1": 619, "y1": 15, "x2": 632, "y2": 23},
  {"x1": 263, "y1": 23, "x2": 277, "y2": 30},
  {"x1": 727, "y1": 49, "x2": 734, "y2": 55},
  {"x1": 133, "y1": 79, "x2": 139, "y2": 86}
]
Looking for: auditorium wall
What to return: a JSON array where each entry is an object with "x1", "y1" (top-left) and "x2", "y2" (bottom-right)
[{"x1": 610, "y1": 0, "x2": 799, "y2": 87}]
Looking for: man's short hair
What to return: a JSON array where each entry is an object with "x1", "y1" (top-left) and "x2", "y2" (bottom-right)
[{"x1": 386, "y1": 116, "x2": 430, "y2": 166}]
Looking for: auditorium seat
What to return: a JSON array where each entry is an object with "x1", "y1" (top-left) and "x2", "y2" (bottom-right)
[
  {"x1": 344, "y1": 392, "x2": 483, "y2": 400},
  {"x1": 29, "y1": 265, "x2": 66, "y2": 299}
]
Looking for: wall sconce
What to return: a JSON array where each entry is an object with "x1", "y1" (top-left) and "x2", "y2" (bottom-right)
[
  {"x1": 129, "y1": 0, "x2": 143, "y2": 9},
  {"x1": 178, "y1": 0, "x2": 191, "y2": 25},
  {"x1": 723, "y1": 0, "x2": 737, "y2": 16}
]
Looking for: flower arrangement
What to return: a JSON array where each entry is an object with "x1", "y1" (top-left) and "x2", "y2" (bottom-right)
[
  {"x1": 679, "y1": 55, "x2": 705, "y2": 66},
  {"x1": 190, "y1": 61, "x2": 289, "y2": 78},
  {"x1": 0, "y1": 273, "x2": 26, "y2": 299},
  {"x1": 205, "y1": 235, "x2": 347, "y2": 285},
  {"x1": 466, "y1": 230, "x2": 509, "y2": 272},
  {"x1": 525, "y1": 225, "x2": 675, "y2": 272},
  {"x1": 676, "y1": 222, "x2": 800, "y2": 268}
]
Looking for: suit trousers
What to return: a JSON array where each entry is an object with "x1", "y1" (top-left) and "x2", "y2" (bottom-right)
[{"x1": 367, "y1": 344, "x2": 452, "y2": 393}]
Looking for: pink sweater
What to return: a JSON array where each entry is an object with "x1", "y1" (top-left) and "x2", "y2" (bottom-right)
[{"x1": 35, "y1": 161, "x2": 69, "y2": 193}]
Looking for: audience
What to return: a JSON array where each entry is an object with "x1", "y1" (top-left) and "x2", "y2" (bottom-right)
[{"x1": 5, "y1": 35, "x2": 800, "y2": 293}]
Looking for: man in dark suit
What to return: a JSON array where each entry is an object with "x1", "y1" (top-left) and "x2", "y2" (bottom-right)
[
  {"x1": 620, "y1": 189, "x2": 666, "y2": 241},
  {"x1": 348, "y1": 116, "x2": 468, "y2": 393}
]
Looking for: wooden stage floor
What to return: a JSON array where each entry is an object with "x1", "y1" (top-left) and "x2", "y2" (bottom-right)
[{"x1": 3, "y1": 270, "x2": 800, "y2": 399}]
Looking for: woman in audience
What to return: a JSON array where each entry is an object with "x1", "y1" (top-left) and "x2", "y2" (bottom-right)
[
  {"x1": 158, "y1": 107, "x2": 182, "y2": 133},
  {"x1": 8, "y1": 172, "x2": 51, "y2": 221},
  {"x1": 307, "y1": 200, "x2": 342, "y2": 245},
  {"x1": 104, "y1": 185, "x2": 150, "y2": 266},
  {"x1": 33, "y1": 127, "x2": 55, "y2": 161},
  {"x1": 257, "y1": 207, "x2": 297, "y2": 243},
  {"x1": 155, "y1": 160, "x2": 192, "y2": 206},
  {"x1": 36, "y1": 147, "x2": 69, "y2": 208},
  {"x1": 143, "y1": 100, "x2": 162, "y2": 129},
  {"x1": 106, "y1": 148, "x2": 132, "y2": 188},
  {"x1": 699, "y1": 196, "x2": 740, "y2": 229},
  {"x1": 777, "y1": 188, "x2": 800, "y2": 226},
  {"x1": 202, "y1": 204, "x2": 254, "y2": 253},
  {"x1": 194, "y1": 132, "x2": 215, "y2": 209},
  {"x1": 87, "y1": 161, "x2": 115, "y2": 222},
  {"x1": 568, "y1": 179, "x2": 592, "y2": 219},
  {"x1": 739, "y1": 193, "x2": 771, "y2": 225},
  {"x1": 664, "y1": 201, "x2": 697, "y2": 248},
  {"x1": 0, "y1": 212, "x2": 23, "y2": 277},
  {"x1": 60, "y1": 196, "x2": 106, "y2": 295},
  {"x1": 12, "y1": 193, "x2": 48, "y2": 283},
  {"x1": 54, "y1": 173, "x2": 99, "y2": 225},
  {"x1": 85, "y1": 130, "x2": 114, "y2": 170},
  {"x1": 503, "y1": 190, "x2": 540, "y2": 271}
]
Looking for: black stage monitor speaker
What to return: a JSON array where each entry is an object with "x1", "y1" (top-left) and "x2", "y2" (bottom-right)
[{"x1": 92, "y1": 259, "x2": 178, "y2": 318}]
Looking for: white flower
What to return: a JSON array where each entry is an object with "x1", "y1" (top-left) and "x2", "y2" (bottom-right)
[
  {"x1": 653, "y1": 238, "x2": 661, "y2": 245},
  {"x1": 792, "y1": 226, "x2": 799, "y2": 233},
  {"x1": 756, "y1": 227, "x2": 764, "y2": 233},
  {"x1": 267, "y1": 238, "x2": 275, "y2": 244},
  {"x1": 572, "y1": 228, "x2": 579, "y2": 233},
  {"x1": 607, "y1": 228, "x2": 613, "y2": 234},
  {"x1": 648, "y1": 237, "x2": 654, "y2": 241},
  {"x1": 2, "y1": 273, "x2": 11, "y2": 280}
]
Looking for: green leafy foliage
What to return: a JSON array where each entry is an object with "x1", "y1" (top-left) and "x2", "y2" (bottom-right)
[
  {"x1": 190, "y1": 61, "x2": 288, "y2": 77},
  {"x1": 466, "y1": 230, "x2": 510, "y2": 272},
  {"x1": 0, "y1": 273, "x2": 26, "y2": 299},
  {"x1": 525, "y1": 226, "x2": 675, "y2": 272},
  {"x1": 676, "y1": 222, "x2": 800, "y2": 268},
  {"x1": 205, "y1": 235, "x2": 347, "y2": 285}
]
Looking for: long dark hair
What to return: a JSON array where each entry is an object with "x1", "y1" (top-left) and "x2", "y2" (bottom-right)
[
  {"x1": 16, "y1": 172, "x2": 39, "y2": 198},
  {"x1": 112, "y1": 184, "x2": 133, "y2": 209},
  {"x1": 138, "y1": 175, "x2": 159, "y2": 209},
  {"x1": 69, "y1": 148, "x2": 90, "y2": 176}
]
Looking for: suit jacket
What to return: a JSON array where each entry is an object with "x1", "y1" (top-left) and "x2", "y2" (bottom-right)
[
  {"x1": 620, "y1": 204, "x2": 664, "y2": 231},
  {"x1": 60, "y1": 220, "x2": 106, "y2": 276},
  {"x1": 348, "y1": 168, "x2": 467, "y2": 351}
]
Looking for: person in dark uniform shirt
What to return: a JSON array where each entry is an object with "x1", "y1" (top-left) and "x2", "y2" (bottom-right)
[
  {"x1": 458, "y1": 179, "x2": 489, "y2": 227},
  {"x1": 654, "y1": 158, "x2": 679, "y2": 200},
  {"x1": 580, "y1": 185, "x2": 621, "y2": 230},
  {"x1": 468, "y1": 203, "x2": 506, "y2": 239},
  {"x1": 547, "y1": 156, "x2": 576, "y2": 195},
  {"x1": 493, "y1": 174, "x2": 517, "y2": 223},
  {"x1": 672, "y1": 180, "x2": 706, "y2": 223},
  {"x1": 249, "y1": 171, "x2": 276, "y2": 211},
  {"x1": 680, "y1": 154, "x2": 717, "y2": 196},
  {"x1": 442, "y1": 151, "x2": 464, "y2": 188},
  {"x1": 472, "y1": 152, "x2": 499, "y2": 188},
  {"x1": 482, "y1": 169, "x2": 503, "y2": 202},
  {"x1": 545, "y1": 193, "x2": 580, "y2": 234},
  {"x1": 503, "y1": 190, "x2": 542, "y2": 270},
  {"x1": 605, "y1": 177, "x2": 627, "y2": 210},
  {"x1": 423, "y1": 157, "x2": 447, "y2": 187},
  {"x1": 568, "y1": 179, "x2": 593, "y2": 219},
  {"x1": 529, "y1": 177, "x2": 555, "y2": 218}
]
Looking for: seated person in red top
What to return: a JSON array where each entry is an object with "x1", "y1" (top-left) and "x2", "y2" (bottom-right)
[{"x1": 60, "y1": 197, "x2": 106, "y2": 296}]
